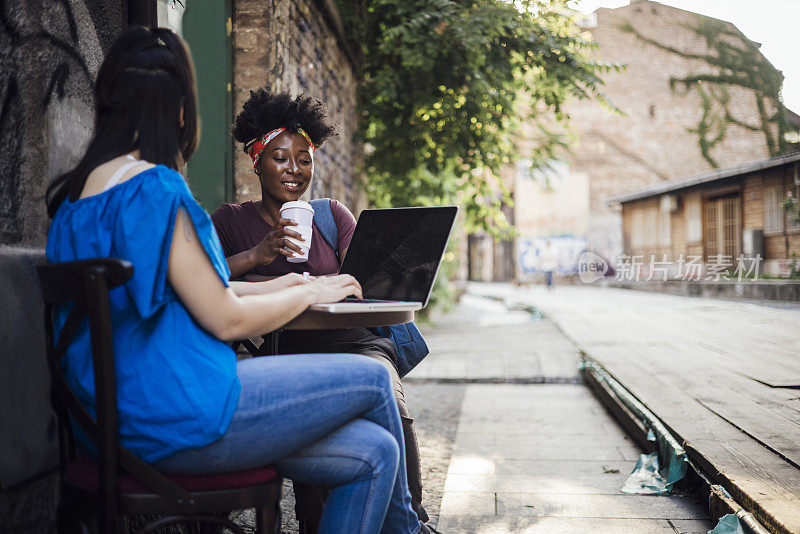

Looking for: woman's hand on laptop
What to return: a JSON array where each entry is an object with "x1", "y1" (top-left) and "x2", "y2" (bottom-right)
[{"x1": 307, "y1": 274, "x2": 362, "y2": 303}]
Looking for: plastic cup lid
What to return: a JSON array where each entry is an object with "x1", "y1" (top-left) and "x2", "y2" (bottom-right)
[{"x1": 280, "y1": 200, "x2": 314, "y2": 213}]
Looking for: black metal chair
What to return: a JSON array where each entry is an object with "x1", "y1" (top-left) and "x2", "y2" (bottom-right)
[{"x1": 37, "y1": 258, "x2": 282, "y2": 534}]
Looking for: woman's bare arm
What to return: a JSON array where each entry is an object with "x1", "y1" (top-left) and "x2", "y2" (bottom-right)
[
  {"x1": 241, "y1": 274, "x2": 279, "y2": 283},
  {"x1": 168, "y1": 209, "x2": 360, "y2": 341},
  {"x1": 225, "y1": 218, "x2": 304, "y2": 279},
  {"x1": 228, "y1": 274, "x2": 306, "y2": 296},
  {"x1": 225, "y1": 249, "x2": 262, "y2": 280}
]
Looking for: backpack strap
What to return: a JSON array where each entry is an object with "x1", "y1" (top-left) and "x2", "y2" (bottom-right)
[{"x1": 310, "y1": 198, "x2": 339, "y2": 259}]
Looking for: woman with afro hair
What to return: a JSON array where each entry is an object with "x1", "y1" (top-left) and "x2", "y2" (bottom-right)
[{"x1": 211, "y1": 90, "x2": 431, "y2": 533}]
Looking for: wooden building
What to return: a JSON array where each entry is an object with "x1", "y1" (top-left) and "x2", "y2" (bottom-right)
[{"x1": 613, "y1": 152, "x2": 800, "y2": 276}]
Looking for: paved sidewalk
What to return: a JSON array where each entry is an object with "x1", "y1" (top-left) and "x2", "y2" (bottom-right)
[
  {"x1": 437, "y1": 384, "x2": 710, "y2": 533},
  {"x1": 409, "y1": 294, "x2": 581, "y2": 383},
  {"x1": 411, "y1": 296, "x2": 713, "y2": 533},
  {"x1": 464, "y1": 283, "x2": 800, "y2": 386},
  {"x1": 464, "y1": 283, "x2": 800, "y2": 532}
]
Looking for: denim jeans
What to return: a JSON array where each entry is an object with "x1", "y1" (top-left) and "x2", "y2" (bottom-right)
[
  {"x1": 155, "y1": 354, "x2": 421, "y2": 534},
  {"x1": 281, "y1": 328, "x2": 429, "y2": 526}
]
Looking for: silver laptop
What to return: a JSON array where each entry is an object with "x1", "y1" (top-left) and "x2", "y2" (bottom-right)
[{"x1": 310, "y1": 206, "x2": 458, "y2": 313}]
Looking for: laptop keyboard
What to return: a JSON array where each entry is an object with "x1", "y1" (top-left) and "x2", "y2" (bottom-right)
[{"x1": 342, "y1": 297, "x2": 392, "y2": 303}]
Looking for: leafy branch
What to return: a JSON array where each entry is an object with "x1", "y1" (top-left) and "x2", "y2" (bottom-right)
[{"x1": 338, "y1": 0, "x2": 619, "y2": 235}]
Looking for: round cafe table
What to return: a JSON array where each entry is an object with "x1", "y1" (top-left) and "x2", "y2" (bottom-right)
[
  {"x1": 237, "y1": 308, "x2": 415, "y2": 356},
  {"x1": 283, "y1": 308, "x2": 414, "y2": 330}
]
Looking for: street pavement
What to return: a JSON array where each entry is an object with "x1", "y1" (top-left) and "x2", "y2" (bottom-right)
[
  {"x1": 410, "y1": 295, "x2": 581, "y2": 382},
  {"x1": 461, "y1": 282, "x2": 800, "y2": 533},
  {"x1": 409, "y1": 294, "x2": 713, "y2": 533},
  {"x1": 244, "y1": 291, "x2": 715, "y2": 533},
  {"x1": 464, "y1": 282, "x2": 800, "y2": 387}
]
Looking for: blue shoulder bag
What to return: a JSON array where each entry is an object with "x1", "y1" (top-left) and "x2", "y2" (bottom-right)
[{"x1": 310, "y1": 199, "x2": 430, "y2": 377}]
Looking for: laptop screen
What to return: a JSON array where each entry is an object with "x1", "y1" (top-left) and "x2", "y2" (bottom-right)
[{"x1": 339, "y1": 206, "x2": 457, "y2": 306}]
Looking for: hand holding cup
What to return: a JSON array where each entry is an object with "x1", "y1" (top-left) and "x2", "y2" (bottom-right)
[{"x1": 253, "y1": 218, "x2": 305, "y2": 264}]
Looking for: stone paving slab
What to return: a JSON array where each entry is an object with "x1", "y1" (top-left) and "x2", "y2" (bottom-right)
[
  {"x1": 453, "y1": 430, "x2": 634, "y2": 447},
  {"x1": 443, "y1": 472, "x2": 633, "y2": 494},
  {"x1": 438, "y1": 382, "x2": 713, "y2": 532},
  {"x1": 437, "y1": 516, "x2": 712, "y2": 533},
  {"x1": 439, "y1": 491, "x2": 707, "y2": 519},
  {"x1": 411, "y1": 296, "x2": 581, "y2": 382},
  {"x1": 452, "y1": 442, "x2": 642, "y2": 461},
  {"x1": 456, "y1": 418, "x2": 611, "y2": 435},
  {"x1": 411, "y1": 296, "x2": 714, "y2": 532},
  {"x1": 502, "y1": 356, "x2": 545, "y2": 379},
  {"x1": 497, "y1": 492, "x2": 708, "y2": 519},
  {"x1": 447, "y1": 457, "x2": 638, "y2": 476},
  {"x1": 455, "y1": 403, "x2": 622, "y2": 421}
]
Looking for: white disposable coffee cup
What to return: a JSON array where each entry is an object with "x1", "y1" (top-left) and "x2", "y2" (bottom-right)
[{"x1": 280, "y1": 200, "x2": 314, "y2": 263}]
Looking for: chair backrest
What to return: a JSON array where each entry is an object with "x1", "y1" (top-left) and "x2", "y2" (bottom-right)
[
  {"x1": 38, "y1": 257, "x2": 132, "y2": 496},
  {"x1": 37, "y1": 258, "x2": 196, "y2": 524}
]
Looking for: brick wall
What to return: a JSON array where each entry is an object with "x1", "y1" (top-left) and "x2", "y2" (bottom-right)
[
  {"x1": 232, "y1": 0, "x2": 365, "y2": 212},
  {"x1": 561, "y1": 1, "x2": 776, "y2": 262}
]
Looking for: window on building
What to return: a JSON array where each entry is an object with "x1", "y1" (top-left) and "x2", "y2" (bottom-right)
[
  {"x1": 764, "y1": 175, "x2": 784, "y2": 234},
  {"x1": 706, "y1": 194, "x2": 741, "y2": 259},
  {"x1": 686, "y1": 196, "x2": 702, "y2": 243}
]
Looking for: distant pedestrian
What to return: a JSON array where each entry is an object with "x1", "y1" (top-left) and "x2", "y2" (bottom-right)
[{"x1": 541, "y1": 240, "x2": 558, "y2": 290}]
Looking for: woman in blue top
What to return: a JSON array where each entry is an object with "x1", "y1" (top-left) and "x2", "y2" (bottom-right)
[{"x1": 45, "y1": 26, "x2": 429, "y2": 534}]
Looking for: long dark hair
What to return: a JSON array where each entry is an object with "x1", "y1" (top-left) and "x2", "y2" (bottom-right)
[{"x1": 46, "y1": 26, "x2": 199, "y2": 217}]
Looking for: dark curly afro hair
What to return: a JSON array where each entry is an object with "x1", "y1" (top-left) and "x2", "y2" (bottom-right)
[{"x1": 231, "y1": 90, "x2": 337, "y2": 151}]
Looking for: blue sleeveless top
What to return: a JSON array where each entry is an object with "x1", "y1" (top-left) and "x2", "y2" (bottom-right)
[{"x1": 46, "y1": 165, "x2": 240, "y2": 463}]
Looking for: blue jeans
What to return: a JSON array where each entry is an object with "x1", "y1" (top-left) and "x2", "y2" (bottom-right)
[{"x1": 155, "y1": 354, "x2": 421, "y2": 534}]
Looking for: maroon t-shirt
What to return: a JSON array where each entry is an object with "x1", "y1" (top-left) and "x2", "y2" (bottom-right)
[{"x1": 211, "y1": 199, "x2": 356, "y2": 278}]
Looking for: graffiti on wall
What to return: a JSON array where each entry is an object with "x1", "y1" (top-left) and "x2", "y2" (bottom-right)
[
  {"x1": 0, "y1": 0, "x2": 125, "y2": 244},
  {"x1": 518, "y1": 235, "x2": 587, "y2": 275}
]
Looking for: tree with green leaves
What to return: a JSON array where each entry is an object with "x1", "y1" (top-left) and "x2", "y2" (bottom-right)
[
  {"x1": 338, "y1": 0, "x2": 617, "y2": 235},
  {"x1": 620, "y1": 16, "x2": 793, "y2": 168}
]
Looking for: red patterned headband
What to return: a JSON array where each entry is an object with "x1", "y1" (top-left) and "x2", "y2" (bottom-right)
[{"x1": 244, "y1": 127, "x2": 315, "y2": 172}]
